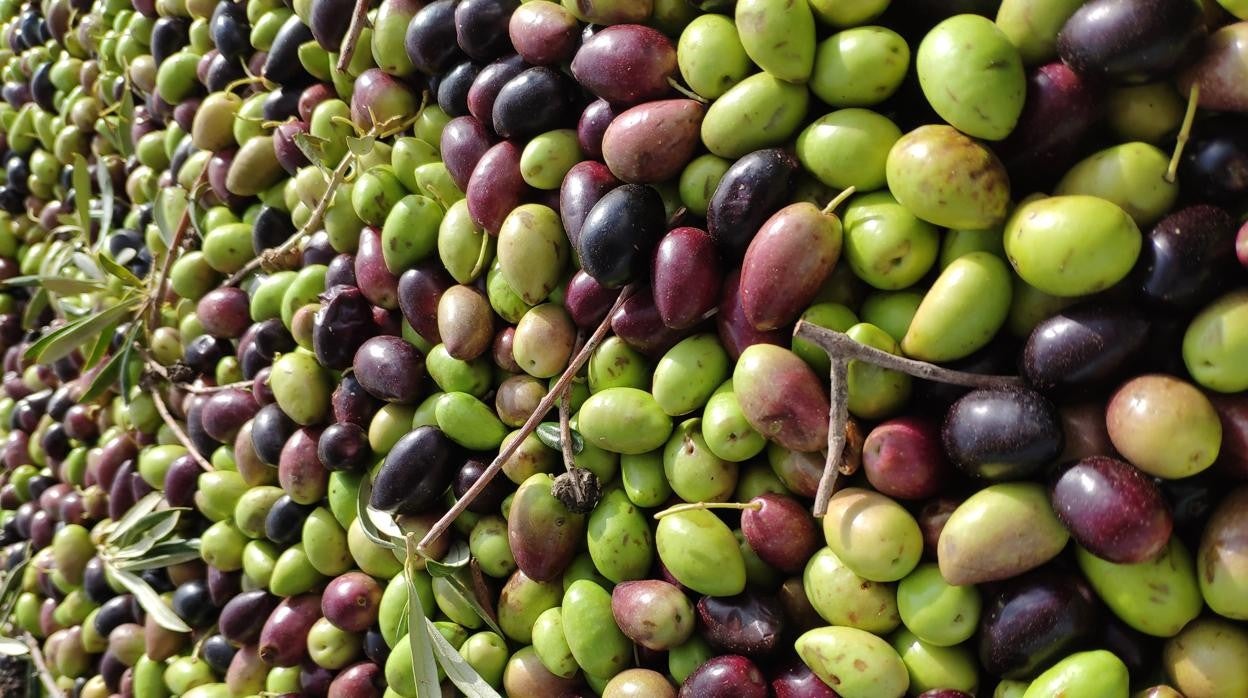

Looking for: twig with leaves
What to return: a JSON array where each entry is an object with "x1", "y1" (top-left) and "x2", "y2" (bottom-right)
[
  {"x1": 417, "y1": 284, "x2": 636, "y2": 555},
  {"x1": 793, "y1": 321, "x2": 1022, "y2": 516}
]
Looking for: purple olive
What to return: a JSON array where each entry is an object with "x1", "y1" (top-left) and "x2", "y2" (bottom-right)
[
  {"x1": 352, "y1": 335, "x2": 426, "y2": 404},
  {"x1": 1050, "y1": 456, "x2": 1172, "y2": 563},
  {"x1": 696, "y1": 593, "x2": 786, "y2": 656}
]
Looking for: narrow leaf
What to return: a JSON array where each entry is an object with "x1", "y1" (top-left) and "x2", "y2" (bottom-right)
[
  {"x1": 426, "y1": 618, "x2": 502, "y2": 698},
  {"x1": 73, "y1": 252, "x2": 103, "y2": 279},
  {"x1": 21, "y1": 288, "x2": 47, "y2": 331},
  {"x1": 0, "y1": 275, "x2": 41, "y2": 287},
  {"x1": 111, "y1": 509, "x2": 182, "y2": 556},
  {"x1": 0, "y1": 638, "x2": 29, "y2": 656},
  {"x1": 152, "y1": 188, "x2": 174, "y2": 248},
  {"x1": 293, "y1": 132, "x2": 330, "y2": 169},
  {"x1": 424, "y1": 542, "x2": 502, "y2": 636},
  {"x1": 535, "y1": 423, "x2": 583, "y2": 454},
  {"x1": 0, "y1": 550, "x2": 31, "y2": 619},
  {"x1": 96, "y1": 158, "x2": 115, "y2": 246},
  {"x1": 116, "y1": 540, "x2": 201, "y2": 571},
  {"x1": 406, "y1": 542, "x2": 441, "y2": 698},
  {"x1": 83, "y1": 318, "x2": 115, "y2": 370},
  {"x1": 97, "y1": 253, "x2": 143, "y2": 287},
  {"x1": 105, "y1": 491, "x2": 164, "y2": 544},
  {"x1": 356, "y1": 476, "x2": 402, "y2": 550},
  {"x1": 118, "y1": 321, "x2": 138, "y2": 404},
  {"x1": 28, "y1": 300, "x2": 138, "y2": 363},
  {"x1": 73, "y1": 154, "x2": 91, "y2": 234},
  {"x1": 107, "y1": 566, "x2": 191, "y2": 632},
  {"x1": 424, "y1": 540, "x2": 469, "y2": 576},
  {"x1": 346, "y1": 135, "x2": 375, "y2": 157},
  {"x1": 40, "y1": 277, "x2": 104, "y2": 295},
  {"x1": 79, "y1": 323, "x2": 139, "y2": 403}
]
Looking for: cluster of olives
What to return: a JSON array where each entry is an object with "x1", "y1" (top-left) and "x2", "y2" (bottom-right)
[{"x1": 0, "y1": 0, "x2": 1245, "y2": 696}]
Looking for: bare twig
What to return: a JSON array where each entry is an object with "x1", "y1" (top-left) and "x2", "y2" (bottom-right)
[
  {"x1": 224, "y1": 151, "x2": 356, "y2": 286},
  {"x1": 148, "y1": 168, "x2": 208, "y2": 332},
  {"x1": 23, "y1": 633, "x2": 66, "y2": 698},
  {"x1": 418, "y1": 284, "x2": 636, "y2": 555},
  {"x1": 335, "y1": 0, "x2": 373, "y2": 73},
  {"x1": 794, "y1": 321, "x2": 1022, "y2": 516},
  {"x1": 151, "y1": 387, "x2": 214, "y2": 472}
]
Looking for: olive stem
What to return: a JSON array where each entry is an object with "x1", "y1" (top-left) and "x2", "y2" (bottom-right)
[
  {"x1": 224, "y1": 151, "x2": 356, "y2": 286},
  {"x1": 150, "y1": 386, "x2": 214, "y2": 472},
  {"x1": 335, "y1": 0, "x2": 373, "y2": 73},
  {"x1": 147, "y1": 168, "x2": 208, "y2": 334},
  {"x1": 23, "y1": 632, "x2": 65, "y2": 698},
  {"x1": 558, "y1": 334, "x2": 582, "y2": 475},
  {"x1": 794, "y1": 320, "x2": 1023, "y2": 516},
  {"x1": 666, "y1": 78, "x2": 709, "y2": 104},
  {"x1": 417, "y1": 284, "x2": 636, "y2": 555},
  {"x1": 821, "y1": 186, "x2": 856, "y2": 216},
  {"x1": 653, "y1": 501, "x2": 762, "y2": 520},
  {"x1": 1166, "y1": 83, "x2": 1200, "y2": 184}
]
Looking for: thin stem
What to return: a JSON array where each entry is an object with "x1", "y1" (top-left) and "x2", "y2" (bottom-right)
[
  {"x1": 794, "y1": 321, "x2": 1022, "y2": 516},
  {"x1": 653, "y1": 501, "x2": 762, "y2": 520},
  {"x1": 815, "y1": 358, "x2": 849, "y2": 517},
  {"x1": 224, "y1": 152, "x2": 355, "y2": 286},
  {"x1": 148, "y1": 168, "x2": 208, "y2": 333},
  {"x1": 335, "y1": 0, "x2": 372, "y2": 73},
  {"x1": 185, "y1": 380, "x2": 254, "y2": 395},
  {"x1": 151, "y1": 387, "x2": 214, "y2": 472},
  {"x1": 1166, "y1": 83, "x2": 1200, "y2": 184},
  {"x1": 666, "y1": 77, "x2": 708, "y2": 104},
  {"x1": 794, "y1": 321, "x2": 1024, "y2": 389},
  {"x1": 821, "y1": 186, "x2": 856, "y2": 216},
  {"x1": 23, "y1": 633, "x2": 65, "y2": 698},
  {"x1": 418, "y1": 284, "x2": 636, "y2": 555},
  {"x1": 558, "y1": 330, "x2": 586, "y2": 474}
]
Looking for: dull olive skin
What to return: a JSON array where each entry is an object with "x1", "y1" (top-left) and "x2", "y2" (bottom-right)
[
  {"x1": 735, "y1": 0, "x2": 816, "y2": 83},
  {"x1": 1105, "y1": 374, "x2": 1222, "y2": 479},
  {"x1": 938, "y1": 483, "x2": 1070, "y2": 586},
  {"x1": 270, "y1": 351, "x2": 331, "y2": 425},
  {"x1": 843, "y1": 191, "x2": 941, "y2": 291},
  {"x1": 892, "y1": 629, "x2": 980, "y2": 695},
  {"x1": 562, "y1": 580, "x2": 632, "y2": 679},
  {"x1": 1197, "y1": 487, "x2": 1248, "y2": 619},
  {"x1": 589, "y1": 338, "x2": 651, "y2": 393},
  {"x1": 701, "y1": 73, "x2": 811, "y2": 159},
  {"x1": 655, "y1": 509, "x2": 746, "y2": 597},
  {"x1": 1055, "y1": 142, "x2": 1178, "y2": 227},
  {"x1": 652, "y1": 334, "x2": 730, "y2": 416},
  {"x1": 918, "y1": 15, "x2": 1025, "y2": 140},
  {"x1": 803, "y1": 547, "x2": 900, "y2": 634},
  {"x1": 734, "y1": 344, "x2": 830, "y2": 453},
  {"x1": 887, "y1": 125, "x2": 1012, "y2": 231},
  {"x1": 796, "y1": 626, "x2": 910, "y2": 698},
  {"x1": 903, "y1": 252, "x2": 1013, "y2": 362},
  {"x1": 1004, "y1": 195, "x2": 1142, "y2": 297},
  {"x1": 498, "y1": 571, "x2": 563, "y2": 645},
  {"x1": 822, "y1": 487, "x2": 922, "y2": 582},
  {"x1": 811, "y1": 27, "x2": 910, "y2": 107},
  {"x1": 677, "y1": 14, "x2": 752, "y2": 99},
  {"x1": 1163, "y1": 617, "x2": 1248, "y2": 698},
  {"x1": 1077, "y1": 537, "x2": 1202, "y2": 638},
  {"x1": 498, "y1": 204, "x2": 568, "y2": 305},
  {"x1": 1023, "y1": 650, "x2": 1130, "y2": 698},
  {"x1": 587, "y1": 487, "x2": 653, "y2": 583},
  {"x1": 509, "y1": 473, "x2": 584, "y2": 583},
  {"x1": 577, "y1": 387, "x2": 674, "y2": 455}
]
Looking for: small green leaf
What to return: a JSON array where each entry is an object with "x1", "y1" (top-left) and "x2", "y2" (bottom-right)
[
  {"x1": 424, "y1": 542, "x2": 502, "y2": 637},
  {"x1": 110, "y1": 509, "x2": 182, "y2": 557},
  {"x1": 25, "y1": 299, "x2": 139, "y2": 363},
  {"x1": 79, "y1": 323, "x2": 140, "y2": 403},
  {"x1": 0, "y1": 638, "x2": 29, "y2": 656},
  {"x1": 41, "y1": 277, "x2": 105, "y2": 295},
  {"x1": 356, "y1": 476, "x2": 402, "y2": 550},
  {"x1": 293, "y1": 132, "x2": 330, "y2": 169},
  {"x1": 21, "y1": 288, "x2": 47, "y2": 331},
  {"x1": 73, "y1": 154, "x2": 92, "y2": 235},
  {"x1": 115, "y1": 539, "x2": 201, "y2": 571},
  {"x1": 83, "y1": 318, "x2": 117, "y2": 370},
  {"x1": 119, "y1": 322, "x2": 138, "y2": 404},
  {"x1": 152, "y1": 188, "x2": 175, "y2": 248},
  {"x1": 105, "y1": 491, "x2": 164, "y2": 545},
  {"x1": 97, "y1": 253, "x2": 144, "y2": 287},
  {"x1": 73, "y1": 252, "x2": 103, "y2": 279},
  {"x1": 406, "y1": 541, "x2": 442, "y2": 698},
  {"x1": 96, "y1": 158, "x2": 115, "y2": 247},
  {"x1": 426, "y1": 618, "x2": 502, "y2": 698},
  {"x1": 0, "y1": 547, "x2": 31, "y2": 621},
  {"x1": 118, "y1": 89, "x2": 135, "y2": 157},
  {"x1": 535, "y1": 423, "x2": 583, "y2": 454},
  {"x1": 107, "y1": 565, "x2": 192, "y2": 632},
  {"x1": 346, "y1": 135, "x2": 375, "y2": 157}
]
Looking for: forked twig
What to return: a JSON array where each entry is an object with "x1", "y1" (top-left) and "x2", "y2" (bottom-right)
[
  {"x1": 794, "y1": 321, "x2": 1022, "y2": 515},
  {"x1": 418, "y1": 285, "x2": 635, "y2": 554}
]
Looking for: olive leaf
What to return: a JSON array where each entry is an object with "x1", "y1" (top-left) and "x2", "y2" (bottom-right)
[
  {"x1": 118, "y1": 323, "x2": 140, "y2": 404},
  {"x1": 83, "y1": 319, "x2": 115, "y2": 370},
  {"x1": 293, "y1": 132, "x2": 331, "y2": 171},
  {"x1": 346, "y1": 135, "x2": 375, "y2": 157},
  {"x1": 152, "y1": 188, "x2": 176, "y2": 248},
  {"x1": 425, "y1": 542, "x2": 502, "y2": 637},
  {"x1": 0, "y1": 637, "x2": 29, "y2": 656},
  {"x1": 425, "y1": 618, "x2": 502, "y2": 698},
  {"x1": 24, "y1": 299, "x2": 140, "y2": 363},
  {"x1": 95, "y1": 158, "x2": 115, "y2": 247},
  {"x1": 405, "y1": 541, "x2": 442, "y2": 698},
  {"x1": 79, "y1": 323, "x2": 140, "y2": 403},
  {"x1": 109, "y1": 510, "x2": 183, "y2": 559},
  {"x1": 536, "y1": 422, "x2": 583, "y2": 454},
  {"x1": 72, "y1": 252, "x2": 103, "y2": 279},
  {"x1": 0, "y1": 549, "x2": 31, "y2": 621},
  {"x1": 106, "y1": 566, "x2": 191, "y2": 632},
  {"x1": 73, "y1": 154, "x2": 92, "y2": 234},
  {"x1": 355, "y1": 475, "x2": 403, "y2": 550},
  {"x1": 96, "y1": 253, "x2": 143, "y2": 288},
  {"x1": 114, "y1": 540, "x2": 201, "y2": 571},
  {"x1": 105, "y1": 491, "x2": 164, "y2": 544},
  {"x1": 21, "y1": 288, "x2": 48, "y2": 331}
]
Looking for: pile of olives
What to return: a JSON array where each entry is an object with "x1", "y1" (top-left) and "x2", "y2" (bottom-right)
[{"x1": 0, "y1": 0, "x2": 1244, "y2": 696}]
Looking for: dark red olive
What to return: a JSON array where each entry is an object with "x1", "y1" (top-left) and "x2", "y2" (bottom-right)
[
  {"x1": 652, "y1": 227, "x2": 721, "y2": 330},
  {"x1": 740, "y1": 494, "x2": 819, "y2": 574},
  {"x1": 696, "y1": 593, "x2": 786, "y2": 656},
  {"x1": 1050, "y1": 456, "x2": 1172, "y2": 563},
  {"x1": 352, "y1": 335, "x2": 425, "y2": 404},
  {"x1": 679, "y1": 655, "x2": 767, "y2": 698}
]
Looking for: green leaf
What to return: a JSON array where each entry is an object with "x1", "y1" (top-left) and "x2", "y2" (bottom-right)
[
  {"x1": 115, "y1": 539, "x2": 201, "y2": 571},
  {"x1": 293, "y1": 132, "x2": 330, "y2": 169},
  {"x1": 535, "y1": 423, "x2": 583, "y2": 455},
  {"x1": 96, "y1": 157, "x2": 115, "y2": 248},
  {"x1": 83, "y1": 318, "x2": 115, "y2": 370},
  {"x1": 24, "y1": 299, "x2": 139, "y2": 364},
  {"x1": 356, "y1": 475, "x2": 403, "y2": 550},
  {"x1": 40, "y1": 277, "x2": 105, "y2": 295},
  {"x1": 0, "y1": 547, "x2": 31, "y2": 621},
  {"x1": 426, "y1": 618, "x2": 502, "y2": 698},
  {"x1": 110, "y1": 509, "x2": 182, "y2": 557},
  {"x1": 78, "y1": 323, "x2": 140, "y2": 403},
  {"x1": 424, "y1": 542, "x2": 502, "y2": 637},
  {"x1": 346, "y1": 135, "x2": 375, "y2": 157},
  {"x1": 108, "y1": 565, "x2": 191, "y2": 632},
  {"x1": 0, "y1": 638, "x2": 29, "y2": 656},
  {"x1": 73, "y1": 154, "x2": 91, "y2": 234},
  {"x1": 97, "y1": 253, "x2": 144, "y2": 287},
  {"x1": 105, "y1": 491, "x2": 164, "y2": 545},
  {"x1": 118, "y1": 89, "x2": 135, "y2": 157},
  {"x1": 405, "y1": 542, "x2": 442, "y2": 698},
  {"x1": 21, "y1": 288, "x2": 47, "y2": 331},
  {"x1": 152, "y1": 188, "x2": 175, "y2": 248},
  {"x1": 74, "y1": 251, "x2": 103, "y2": 279},
  {"x1": 118, "y1": 321, "x2": 138, "y2": 404}
]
